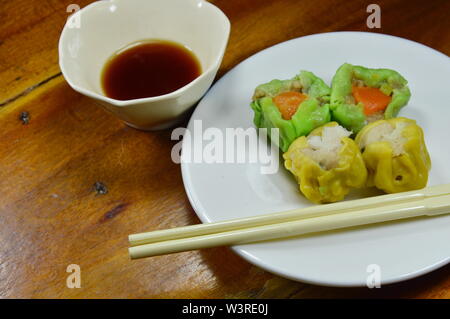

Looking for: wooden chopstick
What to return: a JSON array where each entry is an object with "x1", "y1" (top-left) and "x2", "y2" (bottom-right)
[
  {"x1": 129, "y1": 187, "x2": 450, "y2": 259},
  {"x1": 129, "y1": 184, "x2": 450, "y2": 247}
]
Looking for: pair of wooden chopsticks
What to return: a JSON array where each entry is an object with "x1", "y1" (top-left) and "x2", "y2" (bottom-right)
[{"x1": 128, "y1": 184, "x2": 450, "y2": 259}]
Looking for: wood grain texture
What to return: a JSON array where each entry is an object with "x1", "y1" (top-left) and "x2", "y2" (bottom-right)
[{"x1": 0, "y1": 0, "x2": 449, "y2": 298}]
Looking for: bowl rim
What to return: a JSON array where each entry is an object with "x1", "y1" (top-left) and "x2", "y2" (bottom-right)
[{"x1": 58, "y1": 0, "x2": 231, "y2": 107}]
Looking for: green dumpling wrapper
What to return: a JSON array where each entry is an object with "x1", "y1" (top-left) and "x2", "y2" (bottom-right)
[
  {"x1": 330, "y1": 63, "x2": 411, "y2": 133},
  {"x1": 250, "y1": 71, "x2": 331, "y2": 152}
]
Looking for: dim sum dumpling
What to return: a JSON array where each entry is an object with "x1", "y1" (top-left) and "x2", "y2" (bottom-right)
[
  {"x1": 355, "y1": 117, "x2": 431, "y2": 193},
  {"x1": 283, "y1": 122, "x2": 367, "y2": 203}
]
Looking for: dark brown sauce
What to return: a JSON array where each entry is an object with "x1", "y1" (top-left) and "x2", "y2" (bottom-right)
[{"x1": 101, "y1": 40, "x2": 201, "y2": 100}]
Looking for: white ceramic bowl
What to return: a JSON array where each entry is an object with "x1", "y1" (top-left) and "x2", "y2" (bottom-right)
[{"x1": 59, "y1": 0, "x2": 230, "y2": 130}]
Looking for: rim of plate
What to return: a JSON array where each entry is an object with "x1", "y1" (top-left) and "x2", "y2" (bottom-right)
[{"x1": 180, "y1": 31, "x2": 450, "y2": 287}]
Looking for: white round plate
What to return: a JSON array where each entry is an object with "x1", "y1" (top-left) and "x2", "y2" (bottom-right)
[{"x1": 181, "y1": 32, "x2": 450, "y2": 286}]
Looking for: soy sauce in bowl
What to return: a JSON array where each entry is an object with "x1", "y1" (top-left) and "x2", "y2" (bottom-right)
[{"x1": 101, "y1": 40, "x2": 202, "y2": 101}]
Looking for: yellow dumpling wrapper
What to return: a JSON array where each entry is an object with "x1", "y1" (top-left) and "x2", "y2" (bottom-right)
[
  {"x1": 283, "y1": 122, "x2": 368, "y2": 204},
  {"x1": 355, "y1": 117, "x2": 431, "y2": 193}
]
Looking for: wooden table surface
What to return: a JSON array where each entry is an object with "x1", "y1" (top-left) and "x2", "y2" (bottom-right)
[{"x1": 1, "y1": 0, "x2": 449, "y2": 299}]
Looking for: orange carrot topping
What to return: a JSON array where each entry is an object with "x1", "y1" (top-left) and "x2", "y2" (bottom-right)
[
  {"x1": 273, "y1": 91, "x2": 308, "y2": 120},
  {"x1": 352, "y1": 86, "x2": 391, "y2": 116}
]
